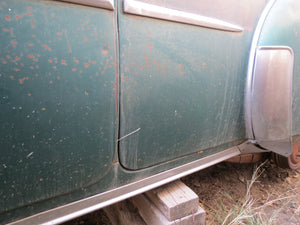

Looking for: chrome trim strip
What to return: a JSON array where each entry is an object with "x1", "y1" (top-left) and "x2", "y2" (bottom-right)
[
  {"x1": 9, "y1": 147, "x2": 240, "y2": 225},
  {"x1": 123, "y1": 0, "x2": 243, "y2": 32},
  {"x1": 245, "y1": 0, "x2": 276, "y2": 140},
  {"x1": 58, "y1": 0, "x2": 114, "y2": 10}
]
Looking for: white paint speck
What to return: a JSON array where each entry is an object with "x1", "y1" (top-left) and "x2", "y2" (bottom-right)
[{"x1": 26, "y1": 152, "x2": 34, "y2": 158}]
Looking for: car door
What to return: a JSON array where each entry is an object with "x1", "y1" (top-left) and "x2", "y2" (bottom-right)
[
  {"x1": 0, "y1": 0, "x2": 117, "y2": 218},
  {"x1": 118, "y1": 0, "x2": 269, "y2": 170}
]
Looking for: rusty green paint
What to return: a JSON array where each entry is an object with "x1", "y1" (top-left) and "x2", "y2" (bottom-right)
[{"x1": 0, "y1": 0, "x2": 118, "y2": 218}]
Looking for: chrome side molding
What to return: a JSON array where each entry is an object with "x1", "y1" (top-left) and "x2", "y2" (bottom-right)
[
  {"x1": 251, "y1": 46, "x2": 294, "y2": 157},
  {"x1": 123, "y1": 0, "x2": 243, "y2": 32},
  {"x1": 58, "y1": 0, "x2": 114, "y2": 10}
]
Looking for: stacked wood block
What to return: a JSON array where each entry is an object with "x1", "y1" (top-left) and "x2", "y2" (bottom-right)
[{"x1": 104, "y1": 180, "x2": 205, "y2": 225}]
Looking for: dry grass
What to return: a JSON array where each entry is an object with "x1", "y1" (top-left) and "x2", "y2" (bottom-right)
[{"x1": 207, "y1": 161, "x2": 300, "y2": 225}]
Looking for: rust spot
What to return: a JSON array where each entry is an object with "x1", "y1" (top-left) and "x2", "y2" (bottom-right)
[
  {"x1": 32, "y1": 35, "x2": 36, "y2": 38},
  {"x1": 153, "y1": 60, "x2": 156, "y2": 64},
  {"x1": 2, "y1": 60, "x2": 7, "y2": 64},
  {"x1": 28, "y1": 93, "x2": 31, "y2": 96},
  {"x1": 53, "y1": 66, "x2": 57, "y2": 70},
  {"x1": 134, "y1": 81, "x2": 138, "y2": 85},
  {"x1": 42, "y1": 108, "x2": 46, "y2": 111},
  {"x1": 28, "y1": 43, "x2": 33, "y2": 46},
  {"x1": 36, "y1": 65, "x2": 39, "y2": 69},
  {"x1": 57, "y1": 32, "x2": 62, "y2": 36},
  {"x1": 130, "y1": 62, "x2": 135, "y2": 66},
  {"x1": 92, "y1": 61, "x2": 96, "y2": 64},
  {"x1": 19, "y1": 77, "x2": 29, "y2": 84},
  {"x1": 42, "y1": 44, "x2": 52, "y2": 51},
  {"x1": 30, "y1": 66, "x2": 34, "y2": 69},
  {"x1": 146, "y1": 61, "x2": 149, "y2": 67},
  {"x1": 139, "y1": 66, "x2": 143, "y2": 70},
  {"x1": 49, "y1": 81, "x2": 53, "y2": 84},
  {"x1": 74, "y1": 59, "x2": 79, "y2": 63},
  {"x1": 48, "y1": 59, "x2": 52, "y2": 63},
  {"x1": 27, "y1": 54, "x2": 35, "y2": 59},
  {"x1": 6, "y1": 55, "x2": 11, "y2": 59},
  {"x1": 13, "y1": 68, "x2": 20, "y2": 72},
  {"x1": 72, "y1": 68, "x2": 77, "y2": 71},
  {"x1": 5, "y1": 15, "x2": 11, "y2": 21},
  {"x1": 147, "y1": 43, "x2": 153, "y2": 49},
  {"x1": 85, "y1": 91, "x2": 89, "y2": 96},
  {"x1": 37, "y1": 54, "x2": 40, "y2": 57},
  {"x1": 61, "y1": 60, "x2": 67, "y2": 66},
  {"x1": 10, "y1": 76, "x2": 14, "y2": 80},
  {"x1": 102, "y1": 49, "x2": 108, "y2": 56},
  {"x1": 202, "y1": 62, "x2": 206, "y2": 66},
  {"x1": 84, "y1": 63, "x2": 89, "y2": 68},
  {"x1": 2, "y1": 28, "x2": 9, "y2": 32},
  {"x1": 11, "y1": 40, "x2": 17, "y2": 46},
  {"x1": 57, "y1": 76, "x2": 60, "y2": 80},
  {"x1": 31, "y1": 23, "x2": 35, "y2": 29},
  {"x1": 178, "y1": 64, "x2": 182, "y2": 68},
  {"x1": 13, "y1": 56, "x2": 21, "y2": 62},
  {"x1": 27, "y1": 7, "x2": 32, "y2": 10},
  {"x1": 15, "y1": 15, "x2": 22, "y2": 19}
]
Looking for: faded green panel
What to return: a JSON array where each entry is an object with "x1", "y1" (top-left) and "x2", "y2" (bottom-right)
[
  {"x1": 0, "y1": 0, "x2": 117, "y2": 215},
  {"x1": 257, "y1": 0, "x2": 300, "y2": 136},
  {"x1": 118, "y1": 7, "x2": 249, "y2": 170}
]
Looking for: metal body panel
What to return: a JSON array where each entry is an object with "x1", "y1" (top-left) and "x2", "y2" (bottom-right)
[
  {"x1": 3, "y1": 0, "x2": 298, "y2": 224},
  {"x1": 245, "y1": 0, "x2": 276, "y2": 139},
  {"x1": 253, "y1": 0, "x2": 300, "y2": 152},
  {"x1": 0, "y1": 0, "x2": 118, "y2": 221},
  {"x1": 118, "y1": 0, "x2": 268, "y2": 170}
]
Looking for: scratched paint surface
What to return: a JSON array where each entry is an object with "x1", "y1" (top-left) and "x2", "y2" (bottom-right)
[
  {"x1": 0, "y1": 0, "x2": 117, "y2": 218},
  {"x1": 118, "y1": 0, "x2": 267, "y2": 170},
  {"x1": 257, "y1": 0, "x2": 300, "y2": 138}
]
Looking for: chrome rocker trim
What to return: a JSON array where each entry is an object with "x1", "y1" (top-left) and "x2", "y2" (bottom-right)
[
  {"x1": 123, "y1": 0, "x2": 243, "y2": 32},
  {"x1": 9, "y1": 147, "x2": 240, "y2": 225}
]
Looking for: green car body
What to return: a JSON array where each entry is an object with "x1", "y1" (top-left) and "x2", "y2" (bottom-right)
[{"x1": 0, "y1": 0, "x2": 299, "y2": 224}]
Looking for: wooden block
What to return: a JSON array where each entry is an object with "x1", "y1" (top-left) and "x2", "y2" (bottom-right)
[
  {"x1": 145, "y1": 180, "x2": 199, "y2": 220},
  {"x1": 131, "y1": 194, "x2": 205, "y2": 225},
  {"x1": 103, "y1": 199, "x2": 146, "y2": 225}
]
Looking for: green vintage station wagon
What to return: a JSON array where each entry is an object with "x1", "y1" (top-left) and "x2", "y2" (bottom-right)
[{"x1": 1, "y1": 0, "x2": 300, "y2": 224}]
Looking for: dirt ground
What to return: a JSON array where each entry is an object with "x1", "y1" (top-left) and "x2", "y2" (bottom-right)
[
  {"x1": 182, "y1": 156, "x2": 300, "y2": 224},
  {"x1": 65, "y1": 155, "x2": 300, "y2": 225}
]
